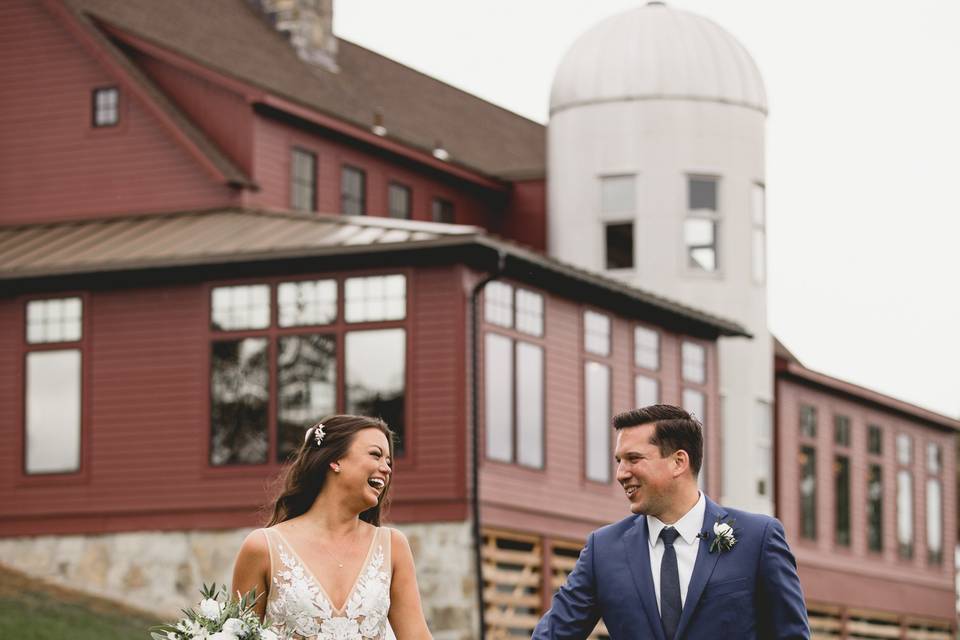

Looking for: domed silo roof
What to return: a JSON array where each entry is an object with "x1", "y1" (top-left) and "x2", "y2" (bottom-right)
[{"x1": 550, "y1": 2, "x2": 767, "y2": 115}]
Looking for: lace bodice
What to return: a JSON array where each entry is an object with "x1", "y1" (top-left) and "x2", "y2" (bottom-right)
[{"x1": 262, "y1": 527, "x2": 392, "y2": 640}]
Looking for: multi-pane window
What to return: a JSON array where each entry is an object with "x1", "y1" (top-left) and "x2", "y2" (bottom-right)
[
  {"x1": 834, "y1": 414, "x2": 851, "y2": 546},
  {"x1": 583, "y1": 311, "x2": 611, "y2": 357},
  {"x1": 751, "y1": 183, "x2": 766, "y2": 284},
  {"x1": 896, "y1": 433, "x2": 914, "y2": 559},
  {"x1": 755, "y1": 400, "x2": 773, "y2": 497},
  {"x1": 866, "y1": 424, "x2": 884, "y2": 553},
  {"x1": 799, "y1": 446, "x2": 817, "y2": 539},
  {"x1": 634, "y1": 326, "x2": 659, "y2": 371},
  {"x1": 24, "y1": 298, "x2": 84, "y2": 475},
  {"x1": 484, "y1": 286, "x2": 546, "y2": 468},
  {"x1": 681, "y1": 341, "x2": 706, "y2": 384},
  {"x1": 584, "y1": 361, "x2": 611, "y2": 482},
  {"x1": 682, "y1": 389, "x2": 706, "y2": 489},
  {"x1": 341, "y1": 165, "x2": 366, "y2": 215},
  {"x1": 834, "y1": 415, "x2": 851, "y2": 446},
  {"x1": 344, "y1": 274, "x2": 406, "y2": 323},
  {"x1": 605, "y1": 223, "x2": 634, "y2": 269},
  {"x1": 209, "y1": 275, "x2": 408, "y2": 465},
  {"x1": 685, "y1": 176, "x2": 719, "y2": 272},
  {"x1": 388, "y1": 182, "x2": 412, "y2": 219},
  {"x1": 291, "y1": 148, "x2": 317, "y2": 212},
  {"x1": 431, "y1": 198, "x2": 454, "y2": 223},
  {"x1": 92, "y1": 87, "x2": 119, "y2": 127},
  {"x1": 926, "y1": 442, "x2": 943, "y2": 564},
  {"x1": 635, "y1": 376, "x2": 659, "y2": 407}
]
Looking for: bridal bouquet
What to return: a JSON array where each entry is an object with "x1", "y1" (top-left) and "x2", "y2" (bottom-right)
[{"x1": 150, "y1": 583, "x2": 282, "y2": 640}]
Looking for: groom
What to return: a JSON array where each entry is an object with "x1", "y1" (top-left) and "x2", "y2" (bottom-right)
[{"x1": 532, "y1": 404, "x2": 809, "y2": 640}]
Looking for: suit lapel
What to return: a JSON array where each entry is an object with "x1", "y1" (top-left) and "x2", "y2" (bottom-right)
[
  {"x1": 674, "y1": 498, "x2": 726, "y2": 640},
  {"x1": 623, "y1": 516, "x2": 667, "y2": 640}
]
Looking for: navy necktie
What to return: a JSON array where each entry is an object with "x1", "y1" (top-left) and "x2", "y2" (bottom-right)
[{"x1": 659, "y1": 526, "x2": 682, "y2": 640}]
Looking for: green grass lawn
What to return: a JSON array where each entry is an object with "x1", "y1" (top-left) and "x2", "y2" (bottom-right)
[{"x1": 0, "y1": 566, "x2": 160, "y2": 640}]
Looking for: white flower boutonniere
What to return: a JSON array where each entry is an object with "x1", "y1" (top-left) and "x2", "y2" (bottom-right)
[{"x1": 699, "y1": 517, "x2": 737, "y2": 553}]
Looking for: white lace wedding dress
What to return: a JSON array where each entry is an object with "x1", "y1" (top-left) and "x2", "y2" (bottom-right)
[{"x1": 261, "y1": 527, "x2": 393, "y2": 640}]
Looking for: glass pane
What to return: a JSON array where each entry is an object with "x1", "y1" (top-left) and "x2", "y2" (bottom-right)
[
  {"x1": 600, "y1": 175, "x2": 635, "y2": 213},
  {"x1": 684, "y1": 389, "x2": 706, "y2": 489},
  {"x1": 585, "y1": 362, "x2": 611, "y2": 482},
  {"x1": 484, "y1": 333, "x2": 513, "y2": 462},
  {"x1": 344, "y1": 275, "x2": 406, "y2": 323},
  {"x1": 484, "y1": 281, "x2": 513, "y2": 328},
  {"x1": 431, "y1": 198, "x2": 454, "y2": 223},
  {"x1": 681, "y1": 341, "x2": 706, "y2": 384},
  {"x1": 634, "y1": 326, "x2": 659, "y2": 370},
  {"x1": 210, "y1": 338, "x2": 269, "y2": 465},
  {"x1": 211, "y1": 285, "x2": 270, "y2": 331},
  {"x1": 388, "y1": 183, "x2": 411, "y2": 219},
  {"x1": 291, "y1": 149, "x2": 316, "y2": 212},
  {"x1": 896, "y1": 433, "x2": 912, "y2": 465},
  {"x1": 868, "y1": 425, "x2": 883, "y2": 454},
  {"x1": 867, "y1": 464, "x2": 883, "y2": 552},
  {"x1": 346, "y1": 329, "x2": 406, "y2": 454},
  {"x1": 684, "y1": 218, "x2": 715, "y2": 245},
  {"x1": 688, "y1": 177, "x2": 717, "y2": 212},
  {"x1": 277, "y1": 334, "x2": 336, "y2": 462},
  {"x1": 689, "y1": 246, "x2": 717, "y2": 272},
  {"x1": 799, "y1": 445, "x2": 817, "y2": 539},
  {"x1": 926, "y1": 478, "x2": 942, "y2": 562},
  {"x1": 896, "y1": 470, "x2": 913, "y2": 558},
  {"x1": 341, "y1": 166, "x2": 366, "y2": 215},
  {"x1": 834, "y1": 415, "x2": 850, "y2": 447},
  {"x1": 26, "y1": 297, "x2": 83, "y2": 344},
  {"x1": 635, "y1": 375, "x2": 658, "y2": 407},
  {"x1": 25, "y1": 350, "x2": 81, "y2": 474},
  {"x1": 278, "y1": 279, "x2": 337, "y2": 327},
  {"x1": 605, "y1": 222, "x2": 634, "y2": 269},
  {"x1": 583, "y1": 310, "x2": 610, "y2": 356},
  {"x1": 926, "y1": 442, "x2": 942, "y2": 474},
  {"x1": 834, "y1": 456, "x2": 850, "y2": 546},
  {"x1": 515, "y1": 289, "x2": 544, "y2": 337},
  {"x1": 800, "y1": 405, "x2": 817, "y2": 438},
  {"x1": 516, "y1": 342, "x2": 544, "y2": 468}
]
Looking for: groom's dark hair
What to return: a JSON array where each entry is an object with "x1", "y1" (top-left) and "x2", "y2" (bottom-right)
[{"x1": 613, "y1": 404, "x2": 703, "y2": 476}]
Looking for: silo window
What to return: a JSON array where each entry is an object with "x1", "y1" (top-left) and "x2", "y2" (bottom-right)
[
  {"x1": 686, "y1": 176, "x2": 719, "y2": 272},
  {"x1": 605, "y1": 222, "x2": 634, "y2": 269}
]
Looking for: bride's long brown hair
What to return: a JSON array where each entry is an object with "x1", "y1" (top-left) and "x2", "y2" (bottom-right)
[{"x1": 266, "y1": 415, "x2": 395, "y2": 527}]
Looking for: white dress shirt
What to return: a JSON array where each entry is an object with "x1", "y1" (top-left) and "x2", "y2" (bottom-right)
[{"x1": 646, "y1": 492, "x2": 706, "y2": 613}]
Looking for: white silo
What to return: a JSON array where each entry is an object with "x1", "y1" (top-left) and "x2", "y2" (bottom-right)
[{"x1": 548, "y1": 1, "x2": 772, "y2": 513}]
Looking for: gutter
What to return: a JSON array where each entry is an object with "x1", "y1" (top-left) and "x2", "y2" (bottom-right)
[{"x1": 468, "y1": 249, "x2": 506, "y2": 640}]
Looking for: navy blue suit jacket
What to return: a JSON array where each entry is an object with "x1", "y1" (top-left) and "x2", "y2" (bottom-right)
[{"x1": 532, "y1": 497, "x2": 809, "y2": 640}]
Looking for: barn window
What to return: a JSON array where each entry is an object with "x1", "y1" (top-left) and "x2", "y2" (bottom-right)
[
  {"x1": 291, "y1": 148, "x2": 317, "y2": 212},
  {"x1": 341, "y1": 165, "x2": 366, "y2": 215},
  {"x1": 92, "y1": 87, "x2": 119, "y2": 127},
  {"x1": 24, "y1": 297, "x2": 84, "y2": 475}
]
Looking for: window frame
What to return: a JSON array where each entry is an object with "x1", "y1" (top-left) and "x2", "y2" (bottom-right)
[
  {"x1": 16, "y1": 292, "x2": 92, "y2": 486},
  {"x1": 582, "y1": 307, "x2": 614, "y2": 485},
  {"x1": 340, "y1": 165, "x2": 367, "y2": 215},
  {"x1": 684, "y1": 174, "x2": 721, "y2": 275},
  {"x1": 751, "y1": 182, "x2": 766, "y2": 285},
  {"x1": 431, "y1": 197, "x2": 455, "y2": 223},
  {"x1": 204, "y1": 270, "x2": 413, "y2": 475},
  {"x1": 865, "y1": 423, "x2": 884, "y2": 554},
  {"x1": 91, "y1": 86, "x2": 120, "y2": 128},
  {"x1": 290, "y1": 147, "x2": 318, "y2": 213},
  {"x1": 388, "y1": 181, "x2": 412, "y2": 219},
  {"x1": 925, "y1": 439, "x2": 944, "y2": 565},
  {"x1": 481, "y1": 282, "x2": 548, "y2": 470},
  {"x1": 797, "y1": 401, "x2": 818, "y2": 542}
]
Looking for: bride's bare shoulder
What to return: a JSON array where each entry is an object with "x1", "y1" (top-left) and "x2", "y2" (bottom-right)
[{"x1": 237, "y1": 528, "x2": 270, "y2": 562}]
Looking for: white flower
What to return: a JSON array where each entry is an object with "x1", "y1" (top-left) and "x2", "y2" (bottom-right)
[
  {"x1": 166, "y1": 633, "x2": 178, "y2": 640},
  {"x1": 260, "y1": 630, "x2": 279, "y2": 640},
  {"x1": 200, "y1": 598, "x2": 223, "y2": 620},
  {"x1": 714, "y1": 522, "x2": 732, "y2": 537},
  {"x1": 221, "y1": 618, "x2": 244, "y2": 635},
  {"x1": 208, "y1": 633, "x2": 238, "y2": 640}
]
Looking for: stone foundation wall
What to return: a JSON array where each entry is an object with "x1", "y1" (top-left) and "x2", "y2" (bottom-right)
[{"x1": 0, "y1": 520, "x2": 478, "y2": 639}]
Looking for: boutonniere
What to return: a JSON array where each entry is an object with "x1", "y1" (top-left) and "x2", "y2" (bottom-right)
[{"x1": 697, "y1": 517, "x2": 737, "y2": 553}]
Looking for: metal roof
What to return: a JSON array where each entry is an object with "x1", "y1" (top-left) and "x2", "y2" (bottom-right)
[{"x1": 0, "y1": 209, "x2": 748, "y2": 338}]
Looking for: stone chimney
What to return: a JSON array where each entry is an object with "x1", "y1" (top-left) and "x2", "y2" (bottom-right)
[{"x1": 250, "y1": 0, "x2": 338, "y2": 71}]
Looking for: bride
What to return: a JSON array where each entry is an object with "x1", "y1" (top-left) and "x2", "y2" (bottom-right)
[{"x1": 232, "y1": 415, "x2": 432, "y2": 640}]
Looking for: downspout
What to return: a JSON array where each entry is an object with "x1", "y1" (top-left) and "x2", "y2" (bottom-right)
[{"x1": 469, "y1": 249, "x2": 506, "y2": 640}]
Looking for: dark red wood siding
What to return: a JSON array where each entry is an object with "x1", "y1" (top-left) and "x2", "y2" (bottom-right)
[
  {"x1": 0, "y1": 265, "x2": 469, "y2": 536},
  {"x1": 496, "y1": 178, "x2": 547, "y2": 252},
  {"x1": 0, "y1": 1, "x2": 236, "y2": 224},
  {"x1": 776, "y1": 373, "x2": 956, "y2": 619}
]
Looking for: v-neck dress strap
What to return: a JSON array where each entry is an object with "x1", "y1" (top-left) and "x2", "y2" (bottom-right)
[{"x1": 262, "y1": 526, "x2": 392, "y2": 640}]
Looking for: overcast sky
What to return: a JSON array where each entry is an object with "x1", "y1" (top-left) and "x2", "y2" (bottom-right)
[{"x1": 335, "y1": 0, "x2": 960, "y2": 418}]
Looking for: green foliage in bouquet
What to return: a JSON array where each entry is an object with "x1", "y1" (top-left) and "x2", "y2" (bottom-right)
[{"x1": 149, "y1": 583, "x2": 281, "y2": 640}]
